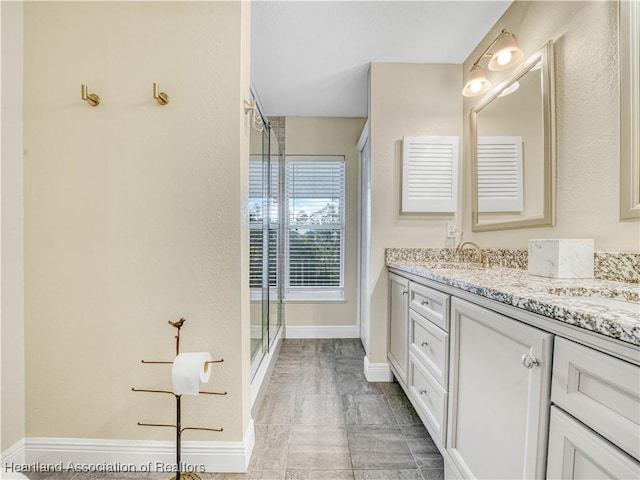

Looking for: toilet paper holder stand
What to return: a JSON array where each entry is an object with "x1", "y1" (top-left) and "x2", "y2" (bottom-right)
[{"x1": 132, "y1": 318, "x2": 226, "y2": 480}]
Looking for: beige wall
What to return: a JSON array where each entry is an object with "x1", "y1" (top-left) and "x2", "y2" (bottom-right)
[
  {"x1": 368, "y1": 63, "x2": 462, "y2": 363},
  {"x1": 24, "y1": 1, "x2": 251, "y2": 442},
  {"x1": 463, "y1": 0, "x2": 640, "y2": 251},
  {"x1": 1, "y1": 0, "x2": 26, "y2": 452},
  {"x1": 284, "y1": 117, "x2": 366, "y2": 327}
]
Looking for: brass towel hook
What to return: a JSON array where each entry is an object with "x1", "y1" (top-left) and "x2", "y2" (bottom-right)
[
  {"x1": 81, "y1": 84, "x2": 100, "y2": 107},
  {"x1": 153, "y1": 83, "x2": 169, "y2": 105}
]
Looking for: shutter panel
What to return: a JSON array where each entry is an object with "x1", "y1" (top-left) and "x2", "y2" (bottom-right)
[
  {"x1": 402, "y1": 136, "x2": 458, "y2": 213},
  {"x1": 477, "y1": 136, "x2": 524, "y2": 212}
]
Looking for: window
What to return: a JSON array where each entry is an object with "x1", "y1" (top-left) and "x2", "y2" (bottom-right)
[
  {"x1": 285, "y1": 156, "x2": 345, "y2": 301},
  {"x1": 249, "y1": 156, "x2": 278, "y2": 292},
  {"x1": 249, "y1": 155, "x2": 346, "y2": 302}
]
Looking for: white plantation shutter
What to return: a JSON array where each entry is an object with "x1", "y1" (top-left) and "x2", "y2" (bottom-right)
[
  {"x1": 402, "y1": 136, "x2": 459, "y2": 213},
  {"x1": 285, "y1": 156, "x2": 345, "y2": 298},
  {"x1": 477, "y1": 136, "x2": 523, "y2": 212}
]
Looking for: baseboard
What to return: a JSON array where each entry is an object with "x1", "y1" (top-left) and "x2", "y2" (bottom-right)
[
  {"x1": 363, "y1": 356, "x2": 392, "y2": 382},
  {"x1": 1, "y1": 438, "x2": 26, "y2": 466},
  {"x1": 22, "y1": 420, "x2": 255, "y2": 473},
  {"x1": 250, "y1": 326, "x2": 283, "y2": 418},
  {"x1": 285, "y1": 325, "x2": 359, "y2": 339}
]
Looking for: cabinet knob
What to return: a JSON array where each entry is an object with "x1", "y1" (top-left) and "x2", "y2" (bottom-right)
[
  {"x1": 521, "y1": 354, "x2": 540, "y2": 369},
  {"x1": 402, "y1": 290, "x2": 408, "y2": 295},
  {"x1": 419, "y1": 388, "x2": 427, "y2": 395},
  {"x1": 421, "y1": 341, "x2": 428, "y2": 347},
  {"x1": 421, "y1": 300, "x2": 429, "y2": 306}
]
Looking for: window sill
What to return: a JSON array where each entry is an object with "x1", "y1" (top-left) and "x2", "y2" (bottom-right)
[
  {"x1": 250, "y1": 289, "x2": 345, "y2": 303},
  {"x1": 283, "y1": 297, "x2": 347, "y2": 304},
  {"x1": 284, "y1": 289, "x2": 344, "y2": 303}
]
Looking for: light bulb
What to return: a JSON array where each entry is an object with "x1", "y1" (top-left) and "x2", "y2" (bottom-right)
[
  {"x1": 496, "y1": 50, "x2": 512, "y2": 66},
  {"x1": 469, "y1": 80, "x2": 483, "y2": 94}
]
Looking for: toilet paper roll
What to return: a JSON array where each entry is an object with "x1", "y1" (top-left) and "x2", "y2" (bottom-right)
[{"x1": 171, "y1": 352, "x2": 212, "y2": 396}]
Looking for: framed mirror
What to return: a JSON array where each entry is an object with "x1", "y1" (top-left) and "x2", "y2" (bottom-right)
[
  {"x1": 471, "y1": 41, "x2": 555, "y2": 232},
  {"x1": 620, "y1": 0, "x2": 639, "y2": 220}
]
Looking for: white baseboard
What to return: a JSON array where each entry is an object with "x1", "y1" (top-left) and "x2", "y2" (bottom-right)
[
  {"x1": 285, "y1": 325, "x2": 359, "y2": 339},
  {"x1": 251, "y1": 326, "x2": 283, "y2": 417},
  {"x1": 21, "y1": 420, "x2": 254, "y2": 474},
  {"x1": 1, "y1": 438, "x2": 26, "y2": 466},
  {"x1": 363, "y1": 356, "x2": 392, "y2": 382}
]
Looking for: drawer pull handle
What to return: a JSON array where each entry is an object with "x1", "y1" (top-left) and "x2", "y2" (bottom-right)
[
  {"x1": 421, "y1": 300, "x2": 429, "y2": 306},
  {"x1": 402, "y1": 290, "x2": 408, "y2": 295},
  {"x1": 421, "y1": 341, "x2": 428, "y2": 347},
  {"x1": 419, "y1": 388, "x2": 427, "y2": 395},
  {"x1": 521, "y1": 354, "x2": 540, "y2": 369}
]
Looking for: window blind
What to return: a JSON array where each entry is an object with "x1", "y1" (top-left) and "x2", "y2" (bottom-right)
[
  {"x1": 477, "y1": 136, "x2": 524, "y2": 213},
  {"x1": 286, "y1": 158, "x2": 345, "y2": 291},
  {"x1": 249, "y1": 156, "x2": 279, "y2": 289}
]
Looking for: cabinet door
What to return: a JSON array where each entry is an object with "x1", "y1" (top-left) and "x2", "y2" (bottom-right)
[
  {"x1": 388, "y1": 272, "x2": 410, "y2": 385},
  {"x1": 447, "y1": 298, "x2": 553, "y2": 479},
  {"x1": 547, "y1": 406, "x2": 640, "y2": 480}
]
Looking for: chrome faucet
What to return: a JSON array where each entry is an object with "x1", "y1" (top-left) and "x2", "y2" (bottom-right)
[{"x1": 454, "y1": 241, "x2": 486, "y2": 266}]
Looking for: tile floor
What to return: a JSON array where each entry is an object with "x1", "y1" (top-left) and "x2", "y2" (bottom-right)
[{"x1": 21, "y1": 339, "x2": 444, "y2": 480}]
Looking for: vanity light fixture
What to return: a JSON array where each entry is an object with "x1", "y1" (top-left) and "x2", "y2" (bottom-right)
[
  {"x1": 462, "y1": 28, "x2": 524, "y2": 97},
  {"x1": 498, "y1": 81, "x2": 520, "y2": 97}
]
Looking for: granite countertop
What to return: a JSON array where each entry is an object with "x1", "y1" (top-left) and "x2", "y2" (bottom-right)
[{"x1": 387, "y1": 260, "x2": 640, "y2": 346}]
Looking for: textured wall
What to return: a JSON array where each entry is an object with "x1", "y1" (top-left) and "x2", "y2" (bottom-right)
[
  {"x1": 462, "y1": 0, "x2": 640, "y2": 251},
  {"x1": 1, "y1": 0, "x2": 25, "y2": 452},
  {"x1": 368, "y1": 63, "x2": 462, "y2": 363},
  {"x1": 24, "y1": 1, "x2": 251, "y2": 442},
  {"x1": 285, "y1": 117, "x2": 366, "y2": 327}
]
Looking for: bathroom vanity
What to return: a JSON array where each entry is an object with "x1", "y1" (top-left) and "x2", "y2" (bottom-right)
[{"x1": 386, "y1": 251, "x2": 639, "y2": 480}]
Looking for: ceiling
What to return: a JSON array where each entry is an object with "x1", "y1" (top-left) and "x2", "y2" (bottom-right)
[{"x1": 251, "y1": 1, "x2": 512, "y2": 117}]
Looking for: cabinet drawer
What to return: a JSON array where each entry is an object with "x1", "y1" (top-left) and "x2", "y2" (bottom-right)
[
  {"x1": 551, "y1": 337, "x2": 640, "y2": 461},
  {"x1": 547, "y1": 406, "x2": 640, "y2": 479},
  {"x1": 408, "y1": 351, "x2": 447, "y2": 446},
  {"x1": 410, "y1": 309, "x2": 449, "y2": 388},
  {"x1": 409, "y1": 282, "x2": 450, "y2": 331}
]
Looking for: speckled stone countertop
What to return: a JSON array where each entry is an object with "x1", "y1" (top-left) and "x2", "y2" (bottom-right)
[{"x1": 386, "y1": 260, "x2": 640, "y2": 347}]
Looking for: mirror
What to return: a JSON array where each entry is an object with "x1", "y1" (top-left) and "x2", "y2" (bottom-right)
[
  {"x1": 471, "y1": 41, "x2": 555, "y2": 231},
  {"x1": 620, "y1": 0, "x2": 639, "y2": 220}
]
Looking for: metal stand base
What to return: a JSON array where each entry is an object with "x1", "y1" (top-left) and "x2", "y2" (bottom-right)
[{"x1": 169, "y1": 473, "x2": 201, "y2": 480}]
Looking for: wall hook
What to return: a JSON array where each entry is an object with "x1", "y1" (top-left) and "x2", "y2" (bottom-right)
[
  {"x1": 81, "y1": 84, "x2": 100, "y2": 107},
  {"x1": 243, "y1": 99, "x2": 264, "y2": 132},
  {"x1": 153, "y1": 83, "x2": 169, "y2": 105},
  {"x1": 243, "y1": 99, "x2": 256, "y2": 115}
]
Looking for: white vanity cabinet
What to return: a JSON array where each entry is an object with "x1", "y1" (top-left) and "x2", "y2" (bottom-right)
[
  {"x1": 447, "y1": 297, "x2": 553, "y2": 479},
  {"x1": 388, "y1": 272, "x2": 410, "y2": 385},
  {"x1": 386, "y1": 267, "x2": 640, "y2": 480},
  {"x1": 546, "y1": 337, "x2": 640, "y2": 479},
  {"x1": 546, "y1": 407, "x2": 640, "y2": 480},
  {"x1": 388, "y1": 271, "x2": 451, "y2": 445}
]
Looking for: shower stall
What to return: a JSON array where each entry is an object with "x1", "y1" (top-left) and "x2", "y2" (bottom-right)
[{"x1": 249, "y1": 91, "x2": 283, "y2": 379}]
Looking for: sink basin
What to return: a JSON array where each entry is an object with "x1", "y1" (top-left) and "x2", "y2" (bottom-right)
[
  {"x1": 545, "y1": 287, "x2": 640, "y2": 314},
  {"x1": 578, "y1": 297, "x2": 640, "y2": 314},
  {"x1": 424, "y1": 262, "x2": 485, "y2": 270}
]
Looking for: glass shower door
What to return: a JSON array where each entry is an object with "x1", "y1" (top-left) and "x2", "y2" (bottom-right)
[
  {"x1": 249, "y1": 96, "x2": 269, "y2": 377},
  {"x1": 249, "y1": 94, "x2": 283, "y2": 380}
]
